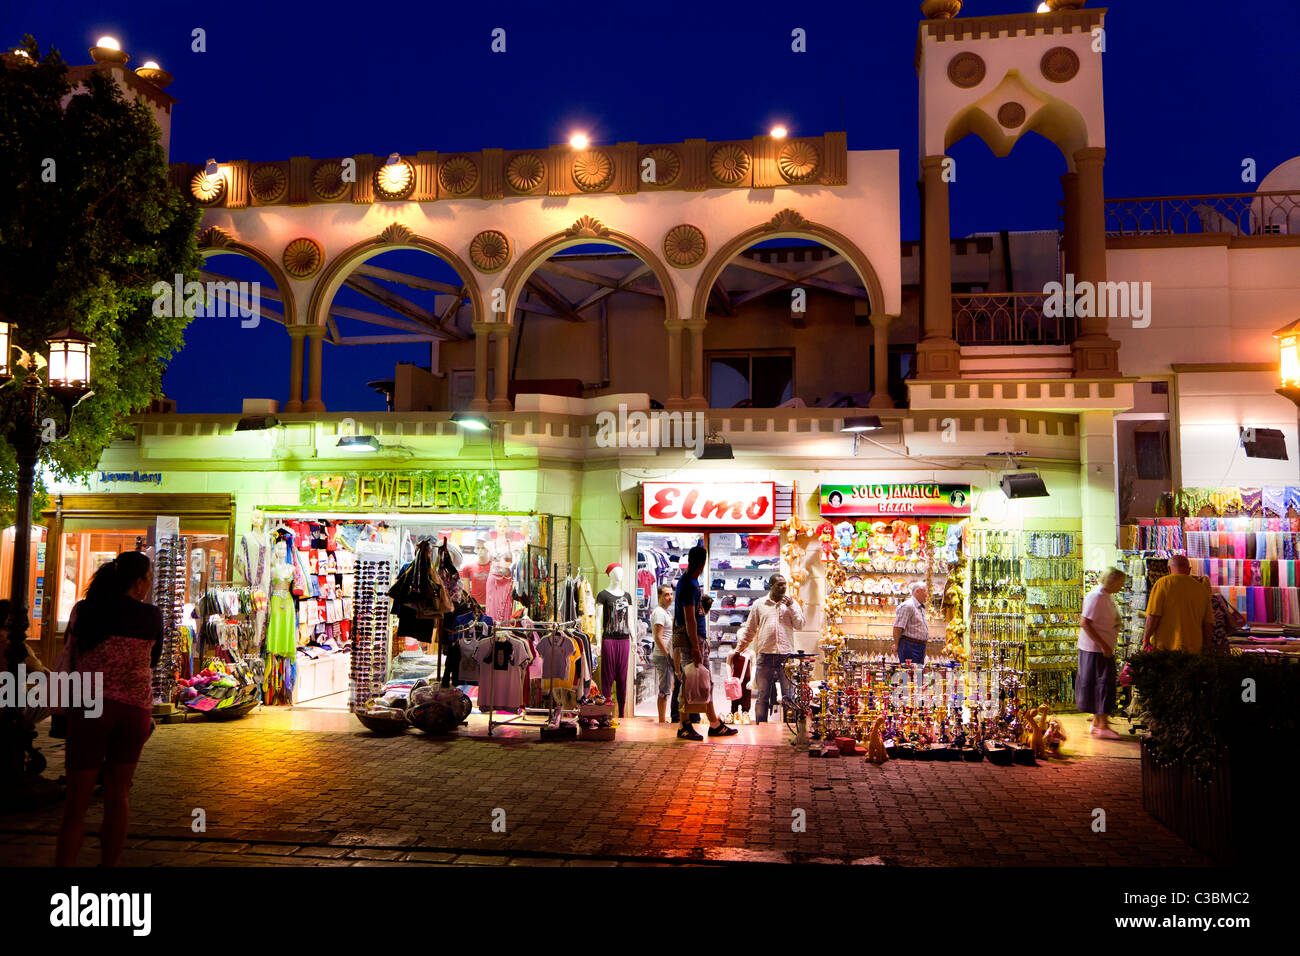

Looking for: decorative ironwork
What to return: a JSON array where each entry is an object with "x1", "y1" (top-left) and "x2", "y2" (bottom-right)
[
  {"x1": 1104, "y1": 192, "x2": 1300, "y2": 237},
  {"x1": 952, "y1": 293, "x2": 1075, "y2": 346}
]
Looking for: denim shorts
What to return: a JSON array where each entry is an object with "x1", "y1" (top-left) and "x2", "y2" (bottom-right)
[{"x1": 653, "y1": 656, "x2": 675, "y2": 696}]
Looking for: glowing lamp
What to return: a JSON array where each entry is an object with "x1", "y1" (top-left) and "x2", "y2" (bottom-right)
[
  {"x1": 1276, "y1": 320, "x2": 1300, "y2": 391},
  {"x1": 45, "y1": 328, "x2": 95, "y2": 389},
  {"x1": 0, "y1": 316, "x2": 11, "y2": 379},
  {"x1": 770, "y1": 126, "x2": 788, "y2": 139},
  {"x1": 96, "y1": 36, "x2": 120, "y2": 50},
  {"x1": 569, "y1": 133, "x2": 589, "y2": 149}
]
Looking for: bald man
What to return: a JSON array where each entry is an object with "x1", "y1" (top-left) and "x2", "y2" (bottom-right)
[
  {"x1": 892, "y1": 581, "x2": 930, "y2": 665},
  {"x1": 1143, "y1": 554, "x2": 1213, "y2": 654}
]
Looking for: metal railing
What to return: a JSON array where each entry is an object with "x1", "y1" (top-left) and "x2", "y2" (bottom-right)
[
  {"x1": 952, "y1": 292, "x2": 1075, "y2": 346},
  {"x1": 1105, "y1": 191, "x2": 1300, "y2": 237}
]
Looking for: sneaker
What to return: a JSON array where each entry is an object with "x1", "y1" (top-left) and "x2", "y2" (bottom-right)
[
  {"x1": 677, "y1": 726, "x2": 704, "y2": 741},
  {"x1": 737, "y1": 578, "x2": 751, "y2": 589},
  {"x1": 1090, "y1": 726, "x2": 1121, "y2": 739},
  {"x1": 708, "y1": 722, "x2": 739, "y2": 737},
  {"x1": 717, "y1": 560, "x2": 732, "y2": 570}
]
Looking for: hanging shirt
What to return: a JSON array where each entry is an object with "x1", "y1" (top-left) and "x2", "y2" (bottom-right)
[
  {"x1": 475, "y1": 636, "x2": 533, "y2": 710},
  {"x1": 597, "y1": 589, "x2": 633, "y2": 640}
]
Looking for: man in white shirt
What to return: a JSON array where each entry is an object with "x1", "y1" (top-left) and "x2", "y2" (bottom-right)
[
  {"x1": 649, "y1": 585, "x2": 675, "y2": 723},
  {"x1": 892, "y1": 581, "x2": 929, "y2": 665},
  {"x1": 737, "y1": 574, "x2": 805, "y2": 722}
]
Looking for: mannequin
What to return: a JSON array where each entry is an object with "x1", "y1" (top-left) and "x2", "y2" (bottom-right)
[
  {"x1": 596, "y1": 562, "x2": 633, "y2": 717},
  {"x1": 266, "y1": 540, "x2": 297, "y2": 658},
  {"x1": 460, "y1": 533, "x2": 492, "y2": 604}
]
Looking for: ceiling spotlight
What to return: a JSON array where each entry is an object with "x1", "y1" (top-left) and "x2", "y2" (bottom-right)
[
  {"x1": 235, "y1": 414, "x2": 279, "y2": 432},
  {"x1": 841, "y1": 415, "x2": 883, "y2": 433},
  {"x1": 385, "y1": 152, "x2": 402, "y2": 166},
  {"x1": 1000, "y1": 472, "x2": 1049, "y2": 498},
  {"x1": 96, "y1": 36, "x2": 121, "y2": 51},
  {"x1": 204, "y1": 158, "x2": 219, "y2": 177},
  {"x1": 699, "y1": 442, "x2": 734, "y2": 460},
  {"x1": 337, "y1": 435, "x2": 381, "y2": 453},
  {"x1": 569, "y1": 132, "x2": 589, "y2": 149},
  {"x1": 770, "y1": 125, "x2": 788, "y2": 139},
  {"x1": 451, "y1": 412, "x2": 491, "y2": 432}
]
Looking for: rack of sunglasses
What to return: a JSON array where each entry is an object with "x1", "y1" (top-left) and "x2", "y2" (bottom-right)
[
  {"x1": 485, "y1": 619, "x2": 585, "y2": 737},
  {"x1": 350, "y1": 555, "x2": 394, "y2": 712},
  {"x1": 150, "y1": 533, "x2": 189, "y2": 711}
]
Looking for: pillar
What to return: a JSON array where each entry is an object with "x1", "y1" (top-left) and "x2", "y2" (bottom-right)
[
  {"x1": 868, "y1": 312, "x2": 896, "y2": 409},
  {"x1": 489, "y1": 323, "x2": 511, "y2": 412},
  {"x1": 469, "y1": 322, "x2": 490, "y2": 413},
  {"x1": 302, "y1": 326, "x2": 326, "y2": 412},
  {"x1": 1071, "y1": 146, "x2": 1121, "y2": 377},
  {"x1": 917, "y1": 155, "x2": 962, "y2": 379},
  {"x1": 285, "y1": 327, "x2": 305, "y2": 412},
  {"x1": 664, "y1": 321, "x2": 685, "y2": 410},
  {"x1": 685, "y1": 318, "x2": 707, "y2": 409},
  {"x1": 1079, "y1": 410, "x2": 1118, "y2": 576},
  {"x1": 1060, "y1": 171, "x2": 1080, "y2": 281}
]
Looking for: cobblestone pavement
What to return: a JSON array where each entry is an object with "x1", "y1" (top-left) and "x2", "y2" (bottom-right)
[{"x1": 0, "y1": 714, "x2": 1207, "y2": 867}]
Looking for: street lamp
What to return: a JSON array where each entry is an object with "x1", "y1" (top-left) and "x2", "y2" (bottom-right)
[
  {"x1": 0, "y1": 316, "x2": 95, "y2": 804},
  {"x1": 1274, "y1": 319, "x2": 1300, "y2": 474}
]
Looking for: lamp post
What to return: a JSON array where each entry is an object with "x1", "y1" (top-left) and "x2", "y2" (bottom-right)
[{"x1": 0, "y1": 317, "x2": 95, "y2": 806}]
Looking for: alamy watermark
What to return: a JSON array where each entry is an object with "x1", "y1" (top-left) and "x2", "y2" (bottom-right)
[
  {"x1": 1043, "y1": 273, "x2": 1153, "y2": 329},
  {"x1": 595, "y1": 404, "x2": 706, "y2": 455},
  {"x1": 151, "y1": 273, "x2": 261, "y2": 328},
  {"x1": 0, "y1": 665, "x2": 102, "y2": 716}
]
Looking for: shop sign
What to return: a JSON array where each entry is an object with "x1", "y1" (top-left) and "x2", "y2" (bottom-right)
[
  {"x1": 299, "y1": 470, "x2": 501, "y2": 512},
  {"x1": 819, "y1": 482, "x2": 971, "y2": 516},
  {"x1": 642, "y1": 481, "x2": 776, "y2": 528},
  {"x1": 99, "y1": 470, "x2": 163, "y2": 485}
]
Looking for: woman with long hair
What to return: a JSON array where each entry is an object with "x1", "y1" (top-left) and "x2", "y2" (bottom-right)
[{"x1": 55, "y1": 551, "x2": 163, "y2": 867}]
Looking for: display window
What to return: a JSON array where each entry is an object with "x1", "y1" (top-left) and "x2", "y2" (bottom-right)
[{"x1": 0, "y1": 524, "x2": 48, "y2": 625}]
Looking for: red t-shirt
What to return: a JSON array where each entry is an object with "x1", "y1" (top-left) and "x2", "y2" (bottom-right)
[{"x1": 460, "y1": 562, "x2": 491, "y2": 604}]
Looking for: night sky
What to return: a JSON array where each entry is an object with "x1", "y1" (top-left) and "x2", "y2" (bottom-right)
[{"x1": 4, "y1": 1, "x2": 1296, "y2": 412}]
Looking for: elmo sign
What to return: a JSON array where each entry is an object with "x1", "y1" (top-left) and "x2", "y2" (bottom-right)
[{"x1": 642, "y1": 482, "x2": 776, "y2": 528}]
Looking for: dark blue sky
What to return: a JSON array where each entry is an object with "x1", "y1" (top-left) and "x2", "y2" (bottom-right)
[{"x1": 6, "y1": 0, "x2": 1297, "y2": 412}]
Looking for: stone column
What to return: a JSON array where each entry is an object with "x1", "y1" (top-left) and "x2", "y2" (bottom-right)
[
  {"x1": 1060, "y1": 171, "x2": 1080, "y2": 280},
  {"x1": 1079, "y1": 410, "x2": 1118, "y2": 575},
  {"x1": 917, "y1": 155, "x2": 961, "y2": 379},
  {"x1": 489, "y1": 323, "x2": 512, "y2": 412},
  {"x1": 1071, "y1": 147, "x2": 1121, "y2": 376},
  {"x1": 868, "y1": 312, "x2": 896, "y2": 409},
  {"x1": 684, "y1": 318, "x2": 707, "y2": 409},
  {"x1": 664, "y1": 320, "x2": 685, "y2": 409},
  {"x1": 302, "y1": 326, "x2": 326, "y2": 412},
  {"x1": 285, "y1": 326, "x2": 306, "y2": 412},
  {"x1": 469, "y1": 321, "x2": 491, "y2": 413}
]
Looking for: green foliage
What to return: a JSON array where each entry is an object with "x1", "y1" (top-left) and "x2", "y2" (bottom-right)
[
  {"x1": 0, "y1": 37, "x2": 201, "y2": 520},
  {"x1": 1128, "y1": 650, "x2": 1299, "y2": 781}
]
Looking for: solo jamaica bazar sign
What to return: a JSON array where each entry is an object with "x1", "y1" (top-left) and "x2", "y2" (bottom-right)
[
  {"x1": 300, "y1": 471, "x2": 501, "y2": 512},
  {"x1": 819, "y1": 482, "x2": 971, "y2": 517}
]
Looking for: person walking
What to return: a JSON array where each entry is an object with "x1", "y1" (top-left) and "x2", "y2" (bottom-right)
[
  {"x1": 892, "y1": 581, "x2": 930, "y2": 665},
  {"x1": 1142, "y1": 554, "x2": 1213, "y2": 654},
  {"x1": 55, "y1": 551, "x2": 164, "y2": 867},
  {"x1": 736, "y1": 574, "x2": 805, "y2": 723},
  {"x1": 649, "y1": 584, "x2": 675, "y2": 722},
  {"x1": 673, "y1": 546, "x2": 736, "y2": 741},
  {"x1": 1077, "y1": 567, "x2": 1125, "y2": 738}
]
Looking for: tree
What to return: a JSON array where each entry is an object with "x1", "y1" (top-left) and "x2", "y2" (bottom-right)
[{"x1": 0, "y1": 36, "x2": 201, "y2": 521}]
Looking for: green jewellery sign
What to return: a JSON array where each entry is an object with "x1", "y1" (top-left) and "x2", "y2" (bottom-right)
[
  {"x1": 299, "y1": 471, "x2": 501, "y2": 512},
  {"x1": 820, "y1": 482, "x2": 972, "y2": 517}
]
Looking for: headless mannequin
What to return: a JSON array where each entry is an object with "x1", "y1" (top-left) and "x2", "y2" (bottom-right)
[{"x1": 596, "y1": 566, "x2": 633, "y2": 717}]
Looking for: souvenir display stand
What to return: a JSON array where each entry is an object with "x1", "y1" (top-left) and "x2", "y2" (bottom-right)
[{"x1": 150, "y1": 533, "x2": 188, "y2": 717}]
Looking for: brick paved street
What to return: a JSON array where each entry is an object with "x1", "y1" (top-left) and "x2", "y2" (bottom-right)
[{"x1": 0, "y1": 713, "x2": 1206, "y2": 867}]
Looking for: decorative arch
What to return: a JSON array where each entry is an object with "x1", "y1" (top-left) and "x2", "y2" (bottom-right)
[
  {"x1": 690, "y1": 210, "x2": 886, "y2": 322},
  {"x1": 500, "y1": 217, "x2": 679, "y2": 326},
  {"x1": 942, "y1": 72, "x2": 1090, "y2": 168},
  {"x1": 306, "y1": 228, "x2": 485, "y2": 329},
  {"x1": 197, "y1": 227, "x2": 298, "y2": 325}
]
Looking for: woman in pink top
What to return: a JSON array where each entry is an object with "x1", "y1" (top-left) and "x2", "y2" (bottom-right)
[{"x1": 56, "y1": 551, "x2": 163, "y2": 867}]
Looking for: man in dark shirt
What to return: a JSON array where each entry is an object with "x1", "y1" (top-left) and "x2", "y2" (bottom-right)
[{"x1": 673, "y1": 546, "x2": 736, "y2": 741}]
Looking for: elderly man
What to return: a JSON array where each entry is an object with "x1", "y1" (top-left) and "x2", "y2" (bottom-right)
[
  {"x1": 737, "y1": 574, "x2": 805, "y2": 723},
  {"x1": 1143, "y1": 554, "x2": 1213, "y2": 654},
  {"x1": 892, "y1": 581, "x2": 930, "y2": 665}
]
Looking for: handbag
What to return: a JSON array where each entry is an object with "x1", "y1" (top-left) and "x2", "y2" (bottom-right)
[
  {"x1": 723, "y1": 674, "x2": 743, "y2": 701},
  {"x1": 683, "y1": 662, "x2": 712, "y2": 709}
]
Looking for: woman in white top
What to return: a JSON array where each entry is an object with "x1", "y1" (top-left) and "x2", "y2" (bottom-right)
[
  {"x1": 650, "y1": 585, "x2": 675, "y2": 723},
  {"x1": 1077, "y1": 567, "x2": 1126, "y2": 738}
]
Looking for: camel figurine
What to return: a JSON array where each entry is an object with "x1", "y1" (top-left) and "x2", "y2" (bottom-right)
[
  {"x1": 1027, "y1": 705, "x2": 1050, "y2": 759},
  {"x1": 865, "y1": 716, "x2": 889, "y2": 764}
]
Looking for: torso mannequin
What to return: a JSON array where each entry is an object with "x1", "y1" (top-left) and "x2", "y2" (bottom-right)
[
  {"x1": 596, "y1": 564, "x2": 633, "y2": 715},
  {"x1": 597, "y1": 566, "x2": 631, "y2": 638},
  {"x1": 460, "y1": 550, "x2": 491, "y2": 604}
]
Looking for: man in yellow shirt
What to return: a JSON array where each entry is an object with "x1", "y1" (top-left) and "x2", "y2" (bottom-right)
[{"x1": 1142, "y1": 555, "x2": 1213, "y2": 654}]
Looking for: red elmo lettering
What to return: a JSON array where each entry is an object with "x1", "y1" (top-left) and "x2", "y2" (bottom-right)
[{"x1": 648, "y1": 488, "x2": 678, "y2": 520}]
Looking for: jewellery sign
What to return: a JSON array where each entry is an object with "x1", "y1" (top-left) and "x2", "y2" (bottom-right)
[
  {"x1": 300, "y1": 471, "x2": 501, "y2": 512},
  {"x1": 820, "y1": 482, "x2": 971, "y2": 517},
  {"x1": 642, "y1": 481, "x2": 776, "y2": 528}
]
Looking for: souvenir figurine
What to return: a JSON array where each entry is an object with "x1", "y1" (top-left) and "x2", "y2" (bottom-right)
[
  {"x1": 1027, "y1": 705, "x2": 1050, "y2": 759},
  {"x1": 1044, "y1": 715, "x2": 1067, "y2": 755},
  {"x1": 835, "y1": 521, "x2": 854, "y2": 553}
]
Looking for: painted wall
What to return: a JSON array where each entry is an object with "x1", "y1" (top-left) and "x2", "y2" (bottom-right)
[{"x1": 1176, "y1": 369, "x2": 1300, "y2": 488}]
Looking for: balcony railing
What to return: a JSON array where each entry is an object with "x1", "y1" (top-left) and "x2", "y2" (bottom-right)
[
  {"x1": 952, "y1": 293, "x2": 1074, "y2": 346},
  {"x1": 1105, "y1": 191, "x2": 1300, "y2": 237}
]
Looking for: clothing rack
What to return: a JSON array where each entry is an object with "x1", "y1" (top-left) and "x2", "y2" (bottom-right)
[{"x1": 485, "y1": 619, "x2": 583, "y2": 736}]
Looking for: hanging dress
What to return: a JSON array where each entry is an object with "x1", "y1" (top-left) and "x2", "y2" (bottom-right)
[{"x1": 266, "y1": 562, "x2": 297, "y2": 657}]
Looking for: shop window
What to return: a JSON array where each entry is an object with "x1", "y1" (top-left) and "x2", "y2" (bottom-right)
[
  {"x1": 1118, "y1": 419, "x2": 1173, "y2": 522},
  {"x1": 0, "y1": 525, "x2": 48, "y2": 623},
  {"x1": 706, "y1": 350, "x2": 794, "y2": 408}
]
